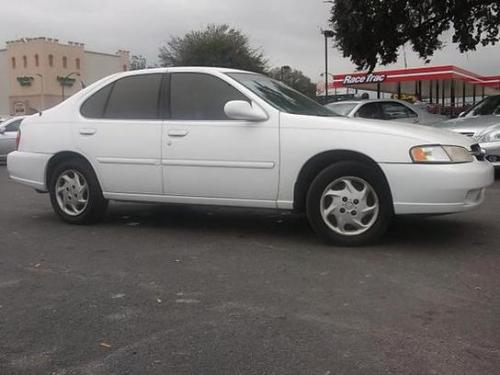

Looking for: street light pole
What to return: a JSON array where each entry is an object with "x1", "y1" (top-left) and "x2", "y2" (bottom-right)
[
  {"x1": 280, "y1": 65, "x2": 291, "y2": 83},
  {"x1": 322, "y1": 30, "x2": 334, "y2": 103},
  {"x1": 61, "y1": 72, "x2": 80, "y2": 101},
  {"x1": 35, "y1": 73, "x2": 44, "y2": 111}
]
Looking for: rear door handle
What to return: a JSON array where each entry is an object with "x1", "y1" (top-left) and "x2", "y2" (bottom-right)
[
  {"x1": 79, "y1": 128, "x2": 96, "y2": 136},
  {"x1": 168, "y1": 129, "x2": 189, "y2": 137}
]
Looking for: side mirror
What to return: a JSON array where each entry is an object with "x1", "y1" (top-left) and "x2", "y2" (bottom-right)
[
  {"x1": 224, "y1": 100, "x2": 268, "y2": 122},
  {"x1": 0, "y1": 126, "x2": 5, "y2": 134},
  {"x1": 458, "y1": 111, "x2": 466, "y2": 118}
]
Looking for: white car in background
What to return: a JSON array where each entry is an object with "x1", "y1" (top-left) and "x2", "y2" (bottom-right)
[
  {"x1": 0, "y1": 116, "x2": 25, "y2": 163},
  {"x1": 434, "y1": 95, "x2": 500, "y2": 167},
  {"x1": 326, "y1": 99, "x2": 444, "y2": 125},
  {"x1": 7, "y1": 67, "x2": 494, "y2": 246}
]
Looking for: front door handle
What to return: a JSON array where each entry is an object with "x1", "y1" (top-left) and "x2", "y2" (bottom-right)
[
  {"x1": 79, "y1": 128, "x2": 96, "y2": 136},
  {"x1": 168, "y1": 129, "x2": 189, "y2": 137}
]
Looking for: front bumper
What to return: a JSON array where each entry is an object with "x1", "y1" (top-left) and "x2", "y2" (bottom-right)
[
  {"x1": 479, "y1": 141, "x2": 500, "y2": 167},
  {"x1": 380, "y1": 160, "x2": 494, "y2": 215}
]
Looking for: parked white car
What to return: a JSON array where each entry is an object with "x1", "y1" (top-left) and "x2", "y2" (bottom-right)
[
  {"x1": 7, "y1": 67, "x2": 494, "y2": 245},
  {"x1": 434, "y1": 95, "x2": 500, "y2": 166},
  {"x1": 0, "y1": 116, "x2": 25, "y2": 162},
  {"x1": 326, "y1": 99, "x2": 444, "y2": 125}
]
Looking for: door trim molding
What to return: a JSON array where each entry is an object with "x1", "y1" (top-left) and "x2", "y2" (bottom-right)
[
  {"x1": 161, "y1": 159, "x2": 275, "y2": 169},
  {"x1": 103, "y1": 191, "x2": 278, "y2": 209},
  {"x1": 96, "y1": 157, "x2": 158, "y2": 166}
]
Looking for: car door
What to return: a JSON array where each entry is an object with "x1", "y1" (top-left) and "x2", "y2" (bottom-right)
[
  {"x1": 0, "y1": 119, "x2": 22, "y2": 156},
  {"x1": 162, "y1": 72, "x2": 279, "y2": 204},
  {"x1": 380, "y1": 102, "x2": 419, "y2": 123},
  {"x1": 77, "y1": 73, "x2": 164, "y2": 194}
]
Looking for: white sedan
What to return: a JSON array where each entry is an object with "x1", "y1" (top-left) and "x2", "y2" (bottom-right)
[
  {"x1": 326, "y1": 99, "x2": 444, "y2": 125},
  {"x1": 0, "y1": 116, "x2": 25, "y2": 162},
  {"x1": 7, "y1": 67, "x2": 494, "y2": 246}
]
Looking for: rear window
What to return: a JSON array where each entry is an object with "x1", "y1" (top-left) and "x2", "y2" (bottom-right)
[
  {"x1": 81, "y1": 74, "x2": 163, "y2": 120},
  {"x1": 326, "y1": 102, "x2": 357, "y2": 116},
  {"x1": 4, "y1": 119, "x2": 22, "y2": 132},
  {"x1": 105, "y1": 74, "x2": 162, "y2": 119},
  {"x1": 80, "y1": 85, "x2": 113, "y2": 118}
]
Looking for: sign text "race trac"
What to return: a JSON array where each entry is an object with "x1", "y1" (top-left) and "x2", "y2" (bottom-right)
[{"x1": 342, "y1": 74, "x2": 386, "y2": 85}]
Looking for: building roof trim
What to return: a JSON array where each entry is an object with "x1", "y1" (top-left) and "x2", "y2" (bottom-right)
[{"x1": 84, "y1": 50, "x2": 122, "y2": 58}]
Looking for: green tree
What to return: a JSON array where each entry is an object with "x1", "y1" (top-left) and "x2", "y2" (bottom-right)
[
  {"x1": 129, "y1": 55, "x2": 147, "y2": 70},
  {"x1": 268, "y1": 66, "x2": 317, "y2": 99},
  {"x1": 159, "y1": 24, "x2": 267, "y2": 73},
  {"x1": 329, "y1": 1, "x2": 500, "y2": 71}
]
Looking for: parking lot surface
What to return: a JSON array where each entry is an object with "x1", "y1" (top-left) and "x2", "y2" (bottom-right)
[{"x1": 0, "y1": 165, "x2": 499, "y2": 375}]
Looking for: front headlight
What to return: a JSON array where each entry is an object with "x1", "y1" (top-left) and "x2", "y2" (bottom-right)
[
  {"x1": 476, "y1": 129, "x2": 500, "y2": 143},
  {"x1": 410, "y1": 145, "x2": 473, "y2": 163}
]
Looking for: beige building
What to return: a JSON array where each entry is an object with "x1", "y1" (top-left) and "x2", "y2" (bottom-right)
[{"x1": 0, "y1": 37, "x2": 129, "y2": 116}]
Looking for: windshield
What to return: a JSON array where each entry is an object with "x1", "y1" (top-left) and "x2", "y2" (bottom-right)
[
  {"x1": 325, "y1": 102, "x2": 358, "y2": 116},
  {"x1": 465, "y1": 95, "x2": 500, "y2": 117},
  {"x1": 227, "y1": 73, "x2": 338, "y2": 117}
]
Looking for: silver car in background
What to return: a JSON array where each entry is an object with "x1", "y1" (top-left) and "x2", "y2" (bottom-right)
[
  {"x1": 325, "y1": 99, "x2": 445, "y2": 125},
  {"x1": 435, "y1": 95, "x2": 500, "y2": 166},
  {"x1": 0, "y1": 117, "x2": 25, "y2": 163}
]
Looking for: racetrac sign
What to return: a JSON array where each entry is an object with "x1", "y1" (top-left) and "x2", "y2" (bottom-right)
[{"x1": 342, "y1": 73, "x2": 386, "y2": 85}]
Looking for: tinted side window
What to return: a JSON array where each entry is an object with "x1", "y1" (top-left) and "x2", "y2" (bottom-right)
[
  {"x1": 356, "y1": 103, "x2": 382, "y2": 119},
  {"x1": 170, "y1": 73, "x2": 248, "y2": 120},
  {"x1": 81, "y1": 84, "x2": 113, "y2": 118},
  {"x1": 382, "y1": 102, "x2": 417, "y2": 119},
  {"x1": 5, "y1": 119, "x2": 22, "y2": 132},
  {"x1": 105, "y1": 74, "x2": 163, "y2": 119},
  {"x1": 473, "y1": 95, "x2": 500, "y2": 116}
]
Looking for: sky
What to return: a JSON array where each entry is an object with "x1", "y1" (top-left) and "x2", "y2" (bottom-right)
[{"x1": 2, "y1": 0, "x2": 500, "y2": 81}]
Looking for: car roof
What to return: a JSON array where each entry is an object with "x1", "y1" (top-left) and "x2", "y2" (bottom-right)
[
  {"x1": 359, "y1": 99, "x2": 413, "y2": 104},
  {"x1": 330, "y1": 99, "x2": 417, "y2": 105},
  {"x1": 1, "y1": 116, "x2": 26, "y2": 125},
  {"x1": 117, "y1": 66, "x2": 255, "y2": 77},
  {"x1": 328, "y1": 101, "x2": 360, "y2": 105}
]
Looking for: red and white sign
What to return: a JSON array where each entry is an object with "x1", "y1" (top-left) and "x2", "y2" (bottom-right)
[
  {"x1": 326, "y1": 65, "x2": 500, "y2": 90},
  {"x1": 342, "y1": 73, "x2": 386, "y2": 85}
]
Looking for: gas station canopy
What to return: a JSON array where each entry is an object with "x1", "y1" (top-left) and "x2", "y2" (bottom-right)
[{"x1": 319, "y1": 65, "x2": 500, "y2": 104}]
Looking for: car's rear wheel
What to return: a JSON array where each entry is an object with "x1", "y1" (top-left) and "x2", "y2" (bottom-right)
[
  {"x1": 306, "y1": 161, "x2": 393, "y2": 246},
  {"x1": 49, "y1": 158, "x2": 108, "y2": 224}
]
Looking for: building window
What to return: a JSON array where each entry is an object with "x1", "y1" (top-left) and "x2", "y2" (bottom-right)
[
  {"x1": 35, "y1": 54, "x2": 39, "y2": 67},
  {"x1": 23, "y1": 55, "x2": 27, "y2": 68},
  {"x1": 49, "y1": 54, "x2": 54, "y2": 67},
  {"x1": 11, "y1": 57, "x2": 16, "y2": 69},
  {"x1": 76, "y1": 58, "x2": 80, "y2": 70},
  {"x1": 63, "y1": 56, "x2": 67, "y2": 69}
]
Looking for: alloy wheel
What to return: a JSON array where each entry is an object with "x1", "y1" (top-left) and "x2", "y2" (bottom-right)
[
  {"x1": 55, "y1": 169, "x2": 89, "y2": 216},
  {"x1": 320, "y1": 176, "x2": 379, "y2": 236}
]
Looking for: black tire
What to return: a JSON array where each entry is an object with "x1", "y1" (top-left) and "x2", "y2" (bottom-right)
[
  {"x1": 306, "y1": 161, "x2": 393, "y2": 246},
  {"x1": 48, "y1": 158, "x2": 108, "y2": 224}
]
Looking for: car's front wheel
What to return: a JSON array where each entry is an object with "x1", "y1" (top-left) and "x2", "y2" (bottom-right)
[
  {"x1": 49, "y1": 158, "x2": 108, "y2": 224},
  {"x1": 306, "y1": 161, "x2": 393, "y2": 246}
]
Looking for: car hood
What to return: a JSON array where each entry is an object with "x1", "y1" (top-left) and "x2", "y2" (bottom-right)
[
  {"x1": 433, "y1": 115, "x2": 500, "y2": 133},
  {"x1": 289, "y1": 115, "x2": 475, "y2": 148}
]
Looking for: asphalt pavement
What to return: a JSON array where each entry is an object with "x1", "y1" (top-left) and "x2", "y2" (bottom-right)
[{"x1": 0, "y1": 165, "x2": 499, "y2": 375}]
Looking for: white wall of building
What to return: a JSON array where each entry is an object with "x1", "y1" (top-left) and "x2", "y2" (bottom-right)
[{"x1": 84, "y1": 51, "x2": 125, "y2": 84}]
